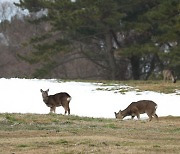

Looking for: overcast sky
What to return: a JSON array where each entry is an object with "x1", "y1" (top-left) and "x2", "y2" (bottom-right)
[
  {"x1": 0, "y1": 0, "x2": 19, "y2": 3},
  {"x1": 1, "y1": 0, "x2": 76, "y2": 3},
  {"x1": 0, "y1": 0, "x2": 28, "y2": 22}
]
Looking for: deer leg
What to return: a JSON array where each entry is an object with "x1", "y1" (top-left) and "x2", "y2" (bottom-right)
[
  {"x1": 63, "y1": 103, "x2": 70, "y2": 115},
  {"x1": 154, "y1": 113, "x2": 159, "y2": 121},
  {"x1": 149, "y1": 116, "x2": 152, "y2": 121},
  {"x1": 50, "y1": 107, "x2": 53, "y2": 113},
  {"x1": 131, "y1": 115, "x2": 135, "y2": 120},
  {"x1": 136, "y1": 114, "x2": 140, "y2": 120},
  {"x1": 68, "y1": 107, "x2": 70, "y2": 115},
  {"x1": 53, "y1": 107, "x2": 56, "y2": 113},
  {"x1": 50, "y1": 107, "x2": 56, "y2": 113},
  {"x1": 147, "y1": 113, "x2": 153, "y2": 121},
  {"x1": 64, "y1": 107, "x2": 70, "y2": 115},
  {"x1": 63, "y1": 106, "x2": 68, "y2": 115}
]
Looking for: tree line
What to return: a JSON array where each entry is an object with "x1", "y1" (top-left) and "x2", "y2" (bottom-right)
[{"x1": 12, "y1": 0, "x2": 180, "y2": 80}]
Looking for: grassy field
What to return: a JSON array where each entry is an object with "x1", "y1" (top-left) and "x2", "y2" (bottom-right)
[
  {"x1": 69, "y1": 79, "x2": 180, "y2": 94},
  {"x1": 95, "y1": 80, "x2": 180, "y2": 94},
  {"x1": 0, "y1": 113, "x2": 180, "y2": 154},
  {"x1": 0, "y1": 80, "x2": 179, "y2": 154}
]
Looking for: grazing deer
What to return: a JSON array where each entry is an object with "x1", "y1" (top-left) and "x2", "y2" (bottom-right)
[
  {"x1": 114, "y1": 100, "x2": 158, "y2": 121},
  {"x1": 40, "y1": 89, "x2": 71, "y2": 114},
  {"x1": 163, "y1": 69, "x2": 177, "y2": 83}
]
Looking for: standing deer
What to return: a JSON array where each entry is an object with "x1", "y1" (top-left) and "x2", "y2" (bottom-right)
[
  {"x1": 114, "y1": 100, "x2": 158, "y2": 121},
  {"x1": 40, "y1": 89, "x2": 71, "y2": 114},
  {"x1": 163, "y1": 69, "x2": 177, "y2": 83}
]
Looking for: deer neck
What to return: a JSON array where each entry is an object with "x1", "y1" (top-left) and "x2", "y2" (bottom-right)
[
  {"x1": 43, "y1": 96, "x2": 49, "y2": 104},
  {"x1": 121, "y1": 109, "x2": 128, "y2": 118}
]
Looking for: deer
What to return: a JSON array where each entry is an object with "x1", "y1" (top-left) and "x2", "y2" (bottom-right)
[
  {"x1": 114, "y1": 100, "x2": 158, "y2": 121},
  {"x1": 163, "y1": 69, "x2": 177, "y2": 83},
  {"x1": 40, "y1": 89, "x2": 71, "y2": 115}
]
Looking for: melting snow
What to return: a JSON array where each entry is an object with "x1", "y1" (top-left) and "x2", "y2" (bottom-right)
[{"x1": 0, "y1": 78, "x2": 179, "y2": 119}]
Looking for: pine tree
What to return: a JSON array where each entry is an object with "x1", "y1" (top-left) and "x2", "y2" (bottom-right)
[
  {"x1": 16, "y1": 0, "x2": 126, "y2": 79},
  {"x1": 16, "y1": 0, "x2": 180, "y2": 79},
  {"x1": 119, "y1": 0, "x2": 180, "y2": 79}
]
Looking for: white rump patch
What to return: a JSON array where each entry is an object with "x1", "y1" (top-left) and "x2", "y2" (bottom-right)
[{"x1": 67, "y1": 97, "x2": 72, "y2": 101}]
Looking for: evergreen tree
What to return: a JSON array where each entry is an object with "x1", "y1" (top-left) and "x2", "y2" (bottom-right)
[
  {"x1": 16, "y1": 0, "x2": 180, "y2": 79},
  {"x1": 16, "y1": 0, "x2": 126, "y2": 79},
  {"x1": 145, "y1": 0, "x2": 180, "y2": 76},
  {"x1": 119, "y1": 0, "x2": 180, "y2": 79}
]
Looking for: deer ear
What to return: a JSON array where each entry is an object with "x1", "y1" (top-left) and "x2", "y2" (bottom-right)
[
  {"x1": 47, "y1": 89, "x2": 49, "y2": 92},
  {"x1": 40, "y1": 89, "x2": 43, "y2": 92}
]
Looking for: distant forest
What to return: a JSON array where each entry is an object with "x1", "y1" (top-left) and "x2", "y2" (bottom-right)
[{"x1": 0, "y1": 0, "x2": 179, "y2": 80}]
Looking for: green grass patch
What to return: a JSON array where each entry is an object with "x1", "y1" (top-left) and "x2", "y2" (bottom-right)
[{"x1": 17, "y1": 144, "x2": 29, "y2": 148}]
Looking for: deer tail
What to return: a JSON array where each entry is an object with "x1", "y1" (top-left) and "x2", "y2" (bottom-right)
[{"x1": 67, "y1": 97, "x2": 72, "y2": 102}]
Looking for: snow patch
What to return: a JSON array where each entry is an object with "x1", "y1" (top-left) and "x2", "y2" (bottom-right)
[{"x1": 0, "y1": 78, "x2": 179, "y2": 119}]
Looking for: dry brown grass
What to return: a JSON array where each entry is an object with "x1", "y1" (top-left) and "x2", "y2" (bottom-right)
[
  {"x1": 96, "y1": 80, "x2": 180, "y2": 94},
  {"x1": 0, "y1": 114, "x2": 180, "y2": 154},
  {"x1": 125, "y1": 80, "x2": 180, "y2": 93}
]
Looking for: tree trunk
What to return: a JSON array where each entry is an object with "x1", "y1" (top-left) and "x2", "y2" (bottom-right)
[
  {"x1": 130, "y1": 56, "x2": 140, "y2": 80},
  {"x1": 105, "y1": 32, "x2": 117, "y2": 80},
  {"x1": 145, "y1": 53, "x2": 163, "y2": 80},
  {"x1": 145, "y1": 54, "x2": 156, "y2": 80}
]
